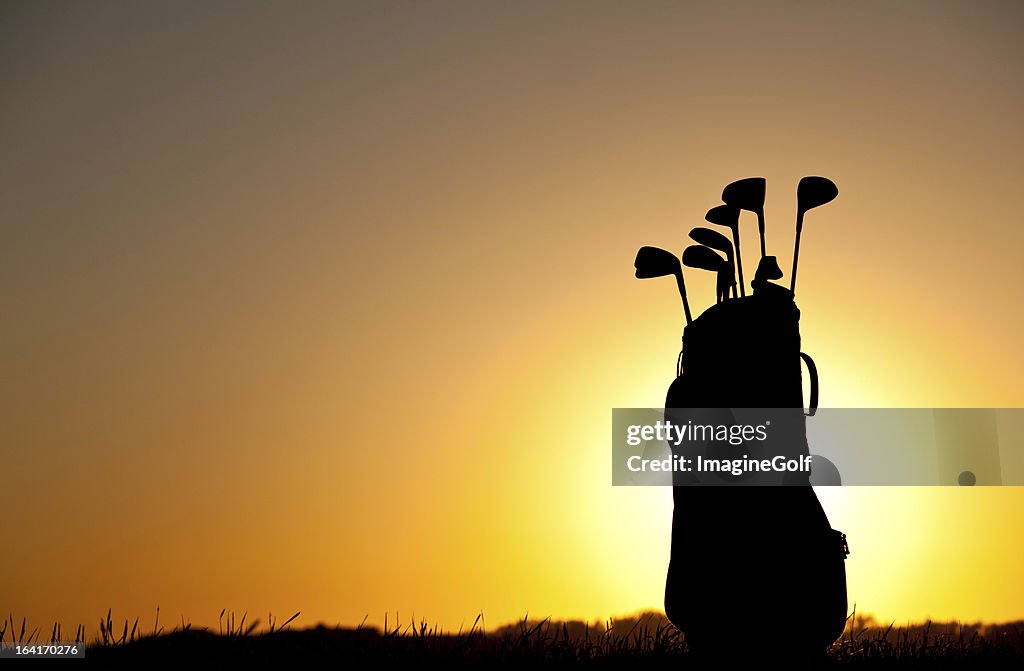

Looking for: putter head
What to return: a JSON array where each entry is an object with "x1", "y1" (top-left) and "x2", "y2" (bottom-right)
[
  {"x1": 634, "y1": 245, "x2": 681, "y2": 279},
  {"x1": 722, "y1": 177, "x2": 766, "y2": 213},
  {"x1": 797, "y1": 176, "x2": 838, "y2": 213},
  {"x1": 682, "y1": 245, "x2": 726, "y2": 273},
  {"x1": 704, "y1": 204, "x2": 740, "y2": 229},
  {"x1": 688, "y1": 227, "x2": 733, "y2": 259}
]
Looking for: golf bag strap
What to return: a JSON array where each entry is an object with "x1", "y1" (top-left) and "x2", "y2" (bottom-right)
[{"x1": 800, "y1": 352, "x2": 819, "y2": 417}]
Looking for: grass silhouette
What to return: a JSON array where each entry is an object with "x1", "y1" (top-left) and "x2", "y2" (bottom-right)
[{"x1": 2, "y1": 609, "x2": 1021, "y2": 667}]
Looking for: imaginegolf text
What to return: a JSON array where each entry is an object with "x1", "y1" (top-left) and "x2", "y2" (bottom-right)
[{"x1": 627, "y1": 454, "x2": 813, "y2": 475}]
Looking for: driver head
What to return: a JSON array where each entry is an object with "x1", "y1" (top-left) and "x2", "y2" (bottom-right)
[{"x1": 722, "y1": 177, "x2": 766, "y2": 213}]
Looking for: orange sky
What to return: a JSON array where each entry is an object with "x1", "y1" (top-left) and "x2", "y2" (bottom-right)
[{"x1": 2, "y1": 1, "x2": 1023, "y2": 632}]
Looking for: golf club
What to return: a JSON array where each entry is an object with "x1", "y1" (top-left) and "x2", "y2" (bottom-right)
[
  {"x1": 682, "y1": 245, "x2": 728, "y2": 306},
  {"x1": 722, "y1": 177, "x2": 767, "y2": 260},
  {"x1": 751, "y1": 256, "x2": 784, "y2": 296},
  {"x1": 714, "y1": 264, "x2": 735, "y2": 303},
  {"x1": 634, "y1": 246, "x2": 693, "y2": 325},
  {"x1": 689, "y1": 227, "x2": 737, "y2": 298},
  {"x1": 791, "y1": 176, "x2": 839, "y2": 293},
  {"x1": 704, "y1": 205, "x2": 745, "y2": 297}
]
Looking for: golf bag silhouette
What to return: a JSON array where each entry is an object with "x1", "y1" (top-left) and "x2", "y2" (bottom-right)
[{"x1": 663, "y1": 286, "x2": 849, "y2": 657}]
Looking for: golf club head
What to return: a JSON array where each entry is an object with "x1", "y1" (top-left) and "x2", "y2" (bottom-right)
[
  {"x1": 797, "y1": 176, "x2": 838, "y2": 213},
  {"x1": 754, "y1": 256, "x2": 784, "y2": 282},
  {"x1": 682, "y1": 245, "x2": 727, "y2": 273},
  {"x1": 688, "y1": 227, "x2": 733, "y2": 259},
  {"x1": 704, "y1": 204, "x2": 740, "y2": 229},
  {"x1": 722, "y1": 177, "x2": 766, "y2": 213},
  {"x1": 634, "y1": 245, "x2": 681, "y2": 279}
]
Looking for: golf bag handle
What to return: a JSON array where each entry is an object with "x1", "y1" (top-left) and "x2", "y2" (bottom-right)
[{"x1": 800, "y1": 352, "x2": 819, "y2": 417}]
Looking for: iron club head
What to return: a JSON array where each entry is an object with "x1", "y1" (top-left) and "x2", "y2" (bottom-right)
[{"x1": 634, "y1": 246, "x2": 693, "y2": 324}]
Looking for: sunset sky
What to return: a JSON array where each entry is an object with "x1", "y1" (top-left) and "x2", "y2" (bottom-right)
[{"x1": 2, "y1": 1, "x2": 1023, "y2": 633}]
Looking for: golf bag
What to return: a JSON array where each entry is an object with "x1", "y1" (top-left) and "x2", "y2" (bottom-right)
[{"x1": 663, "y1": 289, "x2": 849, "y2": 655}]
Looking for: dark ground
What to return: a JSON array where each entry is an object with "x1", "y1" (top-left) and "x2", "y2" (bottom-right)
[{"x1": 61, "y1": 614, "x2": 1024, "y2": 668}]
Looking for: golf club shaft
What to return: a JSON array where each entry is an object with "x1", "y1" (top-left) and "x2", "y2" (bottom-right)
[
  {"x1": 791, "y1": 212, "x2": 804, "y2": 293},
  {"x1": 675, "y1": 272, "x2": 693, "y2": 325},
  {"x1": 726, "y1": 254, "x2": 737, "y2": 300},
  {"x1": 731, "y1": 230, "x2": 745, "y2": 297},
  {"x1": 757, "y1": 210, "x2": 767, "y2": 258}
]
